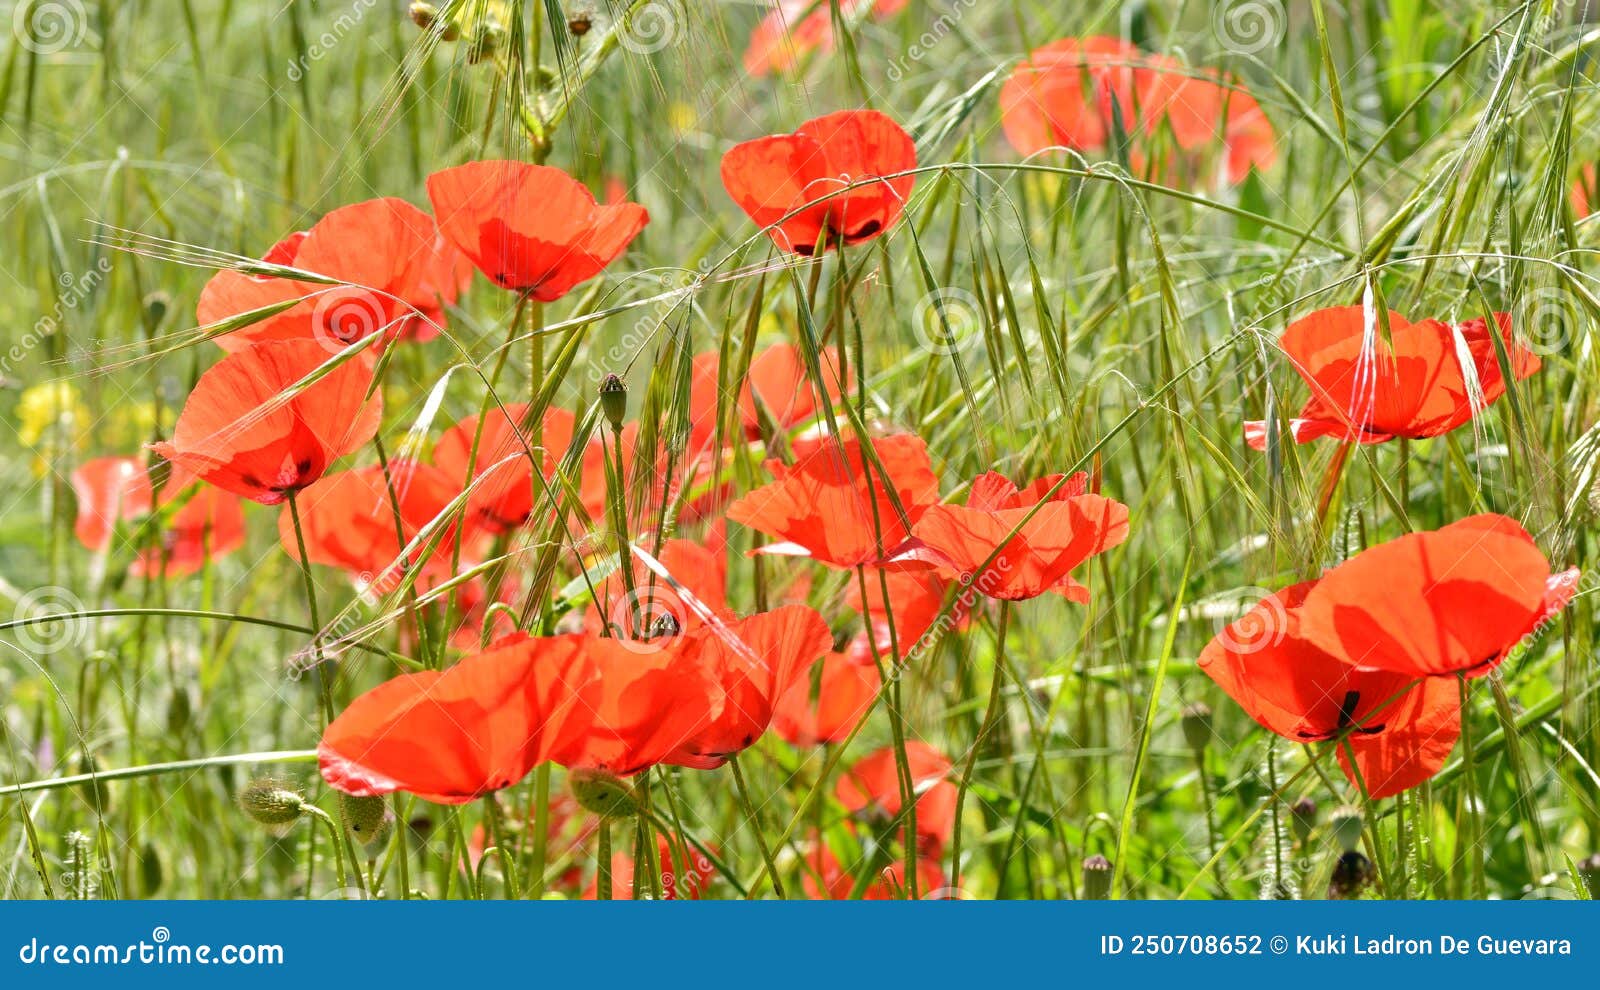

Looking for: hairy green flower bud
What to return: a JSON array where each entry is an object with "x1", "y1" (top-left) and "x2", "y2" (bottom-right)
[
  {"x1": 238, "y1": 778, "x2": 307, "y2": 835},
  {"x1": 1329, "y1": 805, "x2": 1363, "y2": 854},
  {"x1": 1290, "y1": 796, "x2": 1317, "y2": 845},
  {"x1": 1180, "y1": 702, "x2": 1212, "y2": 753},
  {"x1": 569, "y1": 767, "x2": 640, "y2": 819},
  {"x1": 338, "y1": 794, "x2": 391, "y2": 847}
]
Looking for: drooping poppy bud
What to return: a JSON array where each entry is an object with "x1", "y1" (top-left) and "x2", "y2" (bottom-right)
[
  {"x1": 568, "y1": 768, "x2": 640, "y2": 819},
  {"x1": 238, "y1": 778, "x2": 308, "y2": 836},
  {"x1": 1290, "y1": 796, "x2": 1317, "y2": 846}
]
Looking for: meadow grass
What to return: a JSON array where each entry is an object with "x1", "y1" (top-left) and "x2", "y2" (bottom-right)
[{"x1": 0, "y1": 0, "x2": 1596, "y2": 899}]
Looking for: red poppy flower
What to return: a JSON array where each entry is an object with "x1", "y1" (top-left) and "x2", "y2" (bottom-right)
[
  {"x1": 663, "y1": 604, "x2": 832, "y2": 769},
  {"x1": 999, "y1": 37, "x2": 1275, "y2": 183},
  {"x1": 743, "y1": 0, "x2": 909, "y2": 77},
  {"x1": 150, "y1": 340, "x2": 383, "y2": 505},
  {"x1": 836, "y1": 740, "x2": 956, "y2": 855},
  {"x1": 71, "y1": 456, "x2": 159, "y2": 551},
  {"x1": 584, "y1": 833, "x2": 719, "y2": 900},
  {"x1": 426, "y1": 160, "x2": 648, "y2": 300},
  {"x1": 846, "y1": 569, "x2": 966, "y2": 655},
  {"x1": 689, "y1": 342, "x2": 847, "y2": 454},
  {"x1": 800, "y1": 832, "x2": 947, "y2": 900},
  {"x1": 319, "y1": 634, "x2": 600, "y2": 804},
  {"x1": 1573, "y1": 164, "x2": 1597, "y2": 217},
  {"x1": 721, "y1": 109, "x2": 917, "y2": 255},
  {"x1": 1244, "y1": 306, "x2": 1540, "y2": 450},
  {"x1": 726, "y1": 433, "x2": 941, "y2": 569},
  {"x1": 133, "y1": 486, "x2": 248, "y2": 579},
  {"x1": 1296, "y1": 514, "x2": 1577, "y2": 679},
  {"x1": 1198, "y1": 581, "x2": 1462, "y2": 799},
  {"x1": 431, "y1": 404, "x2": 579, "y2": 535},
  {"x1": 277, "y1": 461, "x2": 458, "y2": 584},
  {"x1": 772, "y1": 636, "x2": 881, "y2": 747},
  {"x1": 587, "y1": 536, "x2": 731, "y2": 638},
  {"x1": 904, "y1": 471, "x2": 1130, "y2": 601},
  {"x1": 201, "y1": 198, "x2": 469, "y2": 353}
]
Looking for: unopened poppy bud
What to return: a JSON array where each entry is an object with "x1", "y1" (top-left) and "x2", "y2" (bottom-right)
[
  {"x1": 1329, "y1": 850, "x2": 1374, "y2": 899},
  {"x1": 569, "y1": 767, "x2": 640, "y2": 819},
  {"x1": 1082, "y1": 854, "x2": 1112, "y2": 900},
  {"x1": 238, "y1": 778, "x2": 307, "y2": 834},
  {"x1": 1330, "y1": 805, "x2": 1363, "y2": 853},
  {"x1": 1180, "y1": 702, "x2": 1212, "y2": 752},
  {"x1": 1290, "y1": 796, "x2": 1317, "y2": 845},
  {"x1": 599, "y1": 374, "x2": 627, "y2": 429},
  {"x1": 338, "y1": 793, "x2": 391, "y2": 847},
  {"x1": 1578, "y1": 853, "x2": 1600, "y2": 899}
]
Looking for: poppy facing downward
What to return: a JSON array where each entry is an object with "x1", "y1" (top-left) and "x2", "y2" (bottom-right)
[
  {"x1": 721, "y1": 109, "x2": 917, "y2": 255},
  {"x1": 1199, "y1": 581, "x2": 1463, "y2": 799},
  {"x1": 1296, "y1": 514, "x2": 1578, "y2": 679},
  {"x1": 1244, "y1": 306, "x2": 1540, "y2": 450},
  {"x1": 904, "y1": 471, "x2": 1130, "y2": 601},
  {"x1": 150, "y1": 340, "x2": 383, "y2": 505},
  {"x1": 319, "y1": 634, "x2": 599, "y2": 804},
  {"x1": 426, "y1": 160, "x2": 648, "y2": 300}
]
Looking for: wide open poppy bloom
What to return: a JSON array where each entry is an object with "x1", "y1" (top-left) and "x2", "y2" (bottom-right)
[
  {"x1": 201, "y1": 197, "x2": 470, "y2": 352},
  {"x1": 133, "y1": 486, "x2": 248, "y2": 579},
  {"x1": 772, "y1": 636, "x2": 881, "y2": 747},
  {"x1": 743, "y1": 0, "x2": 910, "y2": 77},
  {"x1": 721, "y1": 109, "x2": 917, "y2": 255},
  {"x1": 836, "y1": 740, "x2": 956, "y2": 856},
  {"x1": 150, "y1": 340, "x2": 383, "y2": 505},
  {"x1": 319, "y1": 635, "x2": 599, "y2": 804},
  {"x1": 1297, "y1": 514, "x2": 1579, "y2": 680},
  {"x1": 277, "y1": 461, "x2": 458, "y2": 585},
  {"x1": 663, "y1": 604, "x2": 831, "y2": 769},
  {"x1": 726, "y1": 433, "x2": 941, "y2": 569},
  {"x1": 904, "y1": 471, "x2": 1130, "y2": 601},
  {"x1": 1244, "y1": 306, "x2": 1541, "y2": 450},
  {"x1": 431, "y1": 404, "x2": 579, "y2": 536},
  {"x1": 426, "y1": 160, "x2": 648, "y2": 300},
  {"x1": 999, "y1": 37, "x2": 1276, "y2": 184},
  {"x1": 1199, "y1": 581, "x2": 1462, "y2": 799}
]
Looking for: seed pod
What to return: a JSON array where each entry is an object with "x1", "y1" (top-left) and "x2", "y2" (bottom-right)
[
  {"x1": 1330, "y1": 804, "x2": 1363, "y2": 853},
  {"x1": 1290, "y1": 796, "x2": 1317, "y2": 845},
  {"x1": 1180, "y1": 702, "x2": 1212, "y2": 753},
  {"x1": 238, "y1": 778, "x2": 308, "y2": 835},
  {"x1": 1082, "y1": 854, "x2": 1113, "y2": 900},
  {"x1": 569, "y1": 767, "x2": 640, "y2": 819}
]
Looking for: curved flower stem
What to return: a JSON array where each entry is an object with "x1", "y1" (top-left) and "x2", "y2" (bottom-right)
[
  {"x1": 730, "y1": 754, "x2": 785, "y2": 899},
  {"x1": 950, "y1": 602, "x2": 1009, "y2": 888}
]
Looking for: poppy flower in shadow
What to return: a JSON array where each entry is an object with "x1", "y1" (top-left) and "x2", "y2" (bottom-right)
[
  {"x1": 426, "y1": 160, "x2": 648, "y2": 300},
  {"x1": 277, "y1": 460, "x2": 458, "y2": 585},
  {"x1": 318, "y1": 634, "x2": 600, "y2": 804},
  {"x1": 431, "y1": 404, "x2": 581, "y2": 536},
  {"x1": 903, "y1": 471, "x2": 1130, "y2": 601},
  {"x1": 743, "y1": 0, "x2": 910, "y2": 77},
  {"x1": 772, "y1": 635, "x2": 881, "y2": 747},
  {"x1": 721, "y1": 109, "x2": 917, "y2": 255},
  {"x1": 726, "y1": 433, "x2": 941, "y2": 569},
  {"x1": 201, "y1": 197, "x2": 469, "y2": 353},
  {"x1": 133, "y1": 486, "x2": 247, "y2": 579},
  {"x1": 150, "y1": 340, "x2": 382, "y2": 505},
  {"x1": 1199, "y1": 580, "x2": 1462, "y2": 799},
  {"x1": 1244, "y1": 306, "x2": 1540, "y2": 450},
  {"x1": 836, "y1": 740, "x2": 956, "y2": 856},
  {"x1": 1296, "y1": 514, "x2": 1578, "y2": 679}
]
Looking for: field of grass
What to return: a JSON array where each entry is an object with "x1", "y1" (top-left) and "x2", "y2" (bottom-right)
[{"x1": 0, "y1": 0, "x2": 1597, "y2": 901}]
